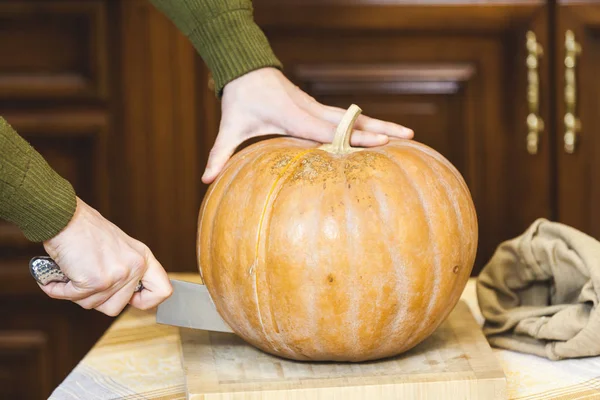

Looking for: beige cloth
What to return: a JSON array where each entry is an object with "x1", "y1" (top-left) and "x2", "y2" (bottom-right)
[{"x1": 476, "y1": 218, "x2": 600, "y2": 361}]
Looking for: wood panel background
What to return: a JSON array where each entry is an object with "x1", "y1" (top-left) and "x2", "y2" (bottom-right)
[{"x1": 0, "y1": 1, "x2": 218, "y2": 398}]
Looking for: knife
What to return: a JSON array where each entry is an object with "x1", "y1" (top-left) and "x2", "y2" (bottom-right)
[{"x1": 29, "y1": 255, "x2": 233, "y2": 333}]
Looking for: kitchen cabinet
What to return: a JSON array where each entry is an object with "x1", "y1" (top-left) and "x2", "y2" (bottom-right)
[
  {"x1": 555, "y1": 2, "x2": 600, "y2": 239},
  {"x1": 0, "y1": 0, "x2": 599, "y2": 398},
  {"x1": 0, "y1": 1, "x2": 216, "y2": 398},
  {"x1": 0, "y1": 2, "x2": 115, "y2": 398}
]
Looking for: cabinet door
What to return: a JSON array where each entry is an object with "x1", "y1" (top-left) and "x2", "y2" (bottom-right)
[
  {"x1": 555, "y1": 2, "x2": 600, "y2": 239},
  {"x1": 255, "y1": 1, "x2": 553, "y2": 273},
  {"x1": 0, "y1": 331, "x2": 50, "y2": 400},
  {"x1": 0, "y1": 1, "x2": 113, "y2": 397}
]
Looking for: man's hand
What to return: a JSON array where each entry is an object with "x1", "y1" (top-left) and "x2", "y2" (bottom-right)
[
  {"x1": 40, "y1": 197, "x2": 173, "y2": 316},
  {"x1": 202, "y1": 67, "x2": 414, "y2": 184}
]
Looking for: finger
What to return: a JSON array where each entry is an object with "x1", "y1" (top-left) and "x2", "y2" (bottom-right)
[
  {"x1": 38, "y1": 280, "x2": 90, "y2": 301},
  {"x1": 94, "y1": 278, "x2": 140, "y2": 317},
  {"x1": 72, "y1": 271, "x2": 137, "y2": 311},
  {"x1": 284, "y1": 106, "x2": 348, "y2": 144},
  {"x1": 202, "y1": 131, "x2": 243, "y2": 184},
  {"x1": 129, "y1": 253, "x2": 172, "y2": 310},
  {"x1": 74, "y1": 291, "x2": 112, "y2": 311},
  {"x1": 347, "y1": 129, "x2": 390, "y2": 147},
  {"x1": 68, "y1": 273, "x2": 128, "y2": 310},
  {"x1": 73, "y1": 251, "x2": 148, "y2": 313},
  {"x1": 299, "y1": 98, "x2": 413, "y2": 139},
  {"x1": 293, "y1": 112, "x2": 393, "y2": 148},
  {"x1": 40, "y1": 269, "x2": 127, "y2": 306},
  {"x1": 72, "y1": 281, "x2": 125, "y2": 310},
  {"x1": 355, "y1": 113, "x2": 414, "y2": 139},
  {"x1": 334, "y1": 107, "x2": 413, "y2": 139}
]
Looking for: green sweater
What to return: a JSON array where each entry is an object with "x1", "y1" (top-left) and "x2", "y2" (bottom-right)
[{"x1": 0, "y1": 0, "x2": 281, "y2": 242}]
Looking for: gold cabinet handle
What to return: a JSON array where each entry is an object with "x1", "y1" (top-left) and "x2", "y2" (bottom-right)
[
  {"x1": 564, "y1": 30, "x2": 581, "y2": 154},
  {"x1": 526, "y1": 31, "x2": 544, "y2": 155}
]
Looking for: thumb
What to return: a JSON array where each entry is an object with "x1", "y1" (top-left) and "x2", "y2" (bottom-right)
[
  {"x1": 129, "y1": 252, "x2": 172, "y2": 310},
  {"x1": 202, "y1": 131, "x2": 240, "y2": 184}
]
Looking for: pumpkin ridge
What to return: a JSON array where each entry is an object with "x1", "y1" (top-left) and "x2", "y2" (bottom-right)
[
  {"x1": 411, "y1": 148, "x2": 474, "y2": 270},
  {"x1": 198, "y1": 140, "x2": 276, "y2": 284},
  {"x1": 393, "y1": 140, "x2": 472, "y2": 200},
  {"x1": 254, "y1": 149, "x2": 314, "y2": 257},
  {"x1": 411, "y1": 147, "x2": 466, "y2": 253},
  {"x1": 305, "y1": 185, "x2": 331, "y2": 358},
  {"x1": 368, "y1": 181, "x2": 408, "y2": 355},
  {"x1": 402, "y1": 142, "x2": 479, "y2": 274},
  {"x1": 342, "y1": 163, "x2": 360, "y2": 354},
  {"x1": 275, "y1": 181, "x2": 332, "y2": 360},
  {"x1": 205, "y1": 143, "x2": 279, "y2": 338},
  {"x1": 410, "y1": 148, "x2": 468, "y2": 334},
  {"x1": 252, "y1": 149, "x2": 313, "y2": 352},
  {"x1": 378, "y1": 149, "x2": 441, "y2": 348}
]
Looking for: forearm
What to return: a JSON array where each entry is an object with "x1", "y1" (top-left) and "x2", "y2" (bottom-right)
[
  {"x1": 149, "y1": 0, "x2": 282, "y2": 96},
  {"x1": 0, "y1": 117, "x2": 76, "y2": 242}
]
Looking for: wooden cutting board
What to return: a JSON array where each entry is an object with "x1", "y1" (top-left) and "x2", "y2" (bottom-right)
[{"x1": 178, "y1": 301, "x2": 506, "y2": 399}]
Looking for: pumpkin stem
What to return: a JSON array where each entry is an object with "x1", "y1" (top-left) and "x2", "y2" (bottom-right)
[{"x1": 319, "y1": 104, "x2": 363, "y2": 154}]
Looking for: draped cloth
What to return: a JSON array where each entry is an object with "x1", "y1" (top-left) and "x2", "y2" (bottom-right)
[{"x1": 477, "y1": 218, "x2": 600, "y2": 360}]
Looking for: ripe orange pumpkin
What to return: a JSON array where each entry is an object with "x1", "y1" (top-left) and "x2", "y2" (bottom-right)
[{"x1": 197, "y1": 104, "x2": 478, "y2": 362}]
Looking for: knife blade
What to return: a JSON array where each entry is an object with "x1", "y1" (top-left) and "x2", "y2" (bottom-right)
[{"x1": 156, "y1": 279, "x2": 234, "y2": 333}]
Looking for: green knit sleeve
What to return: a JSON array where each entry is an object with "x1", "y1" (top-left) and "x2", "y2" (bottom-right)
[
  {"x1": 0, "y1": 117, "x2": 76, "y2": 242},
  {"x1": 149, "y1": 0, "x2": 283, "y2": 97}
]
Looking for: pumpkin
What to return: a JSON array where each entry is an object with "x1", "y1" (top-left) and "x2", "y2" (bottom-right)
[{"x1": 197, "y1": 104, "x2": 478, "y2": 362}]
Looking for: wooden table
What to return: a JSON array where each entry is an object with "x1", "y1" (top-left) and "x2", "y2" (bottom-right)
[{"x1": 48, "y1": 273, "x2": 600, "y2": 400}]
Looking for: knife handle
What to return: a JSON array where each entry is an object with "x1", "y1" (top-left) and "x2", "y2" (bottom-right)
[{"x1": 29, "y1": 256, "x2": 144, "y2": 292}]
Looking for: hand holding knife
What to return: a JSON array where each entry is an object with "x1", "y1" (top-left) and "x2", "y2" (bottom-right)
[
  {"x1": 29, "y1": 255, "x2": 144, "y2": 292},
  {"x1": 29, "y1": 255, "x2": 233, "y2": 333}
]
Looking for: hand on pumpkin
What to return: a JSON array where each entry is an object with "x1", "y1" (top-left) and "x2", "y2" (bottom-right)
[
  {"x1": 201, "y1": 67, "x2": 414, "y2": 183},
  {"x1": 39, "y1": 197, "x2": 173, "y2": 317}
]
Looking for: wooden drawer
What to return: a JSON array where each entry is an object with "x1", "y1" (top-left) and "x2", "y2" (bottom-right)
[{"x1": 0, "y1": 1, "x2": 108, "y2": 100}]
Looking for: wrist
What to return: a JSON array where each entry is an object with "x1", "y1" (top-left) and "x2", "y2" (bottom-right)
[
  {"x1": 222, "y1": 67, "x2": 281, "y2": 97},
  {"x1": 187, "y1": 8, "x2": 283, "y2": 97},
  {"x1": 43, "y1": 197, "x2": 84, "y2": 248}
]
